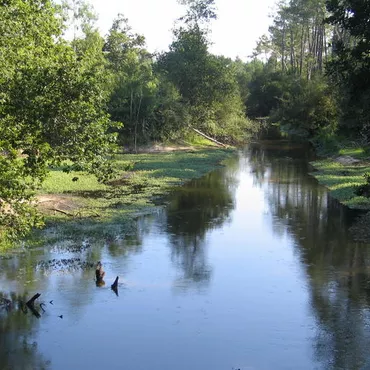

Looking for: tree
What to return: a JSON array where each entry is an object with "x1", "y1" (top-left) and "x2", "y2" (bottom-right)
[
  {"x1": 326, "y1": 0, "x2": 370, "y2": 142},
  {"x1": 177, "y1": 0, "x2": 217, "y2": 25},
  {"x1": 61, "y1": 0, "x2": 98, "y2": 41},
  {"x1": 157, "y1": 0, "x2": 252, "y2": 142},
  {"x1": 256, "y1": 0, "x2": 329, "y2": 79},
  {"x1": 147, "y1": 73, "x2": 191, "y2": 141},
  {"x1": 270, "y1": 76, "x2": 338, "y2": 137},
  {"x1": 104, "y1": 16, "x2": 157, "y2": 149},
  {"x1": 0, "y1": 0, "x2": 116, "y2": 244}
]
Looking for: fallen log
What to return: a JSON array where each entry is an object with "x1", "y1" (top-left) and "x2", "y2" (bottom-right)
[{"x1": 191, "y1": 128, "x2": 227, "y2": 147}]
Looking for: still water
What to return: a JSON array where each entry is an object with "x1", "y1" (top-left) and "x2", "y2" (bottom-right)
[{"x1": 2, "y1": 140, "x2": 370, "y2": 370}]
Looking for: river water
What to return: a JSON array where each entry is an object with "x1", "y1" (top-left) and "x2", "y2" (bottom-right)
[{"x1": 2, "y1": 140, "x2": 370, "y2": 370}]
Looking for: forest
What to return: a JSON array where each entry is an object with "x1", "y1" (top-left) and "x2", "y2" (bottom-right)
[{"x1": 0, "y1": 0, "x2": 369, "y2": 245}]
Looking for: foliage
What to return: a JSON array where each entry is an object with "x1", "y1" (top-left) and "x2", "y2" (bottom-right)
[
  {"x1": 104, "y1": 16, "x2": 157, "y2": 148},
  {"x1": 325, "y1": 0, "x2": 370, "y2": 143},
  {"x1": 246, "y1": 64, "x2": 289, "y2": 118},
  {"x1": 270, "y1": 76, "x2": 338, "y2": 137},
  {"x1": 177, "y1": 0, "x2": 217, "y2": 25},
  {"x1": 0, "y1": 0, "x2": 117, "y2": 244},
  {"x1": 147, "y1": 75, "x2": 191, "y2": 141},
  {"x1": 158, "y1": 6, "x2": 252, "y2": 142},
  {"x1": 254, "y1": 0, "x2": 329, "y2": 78}
]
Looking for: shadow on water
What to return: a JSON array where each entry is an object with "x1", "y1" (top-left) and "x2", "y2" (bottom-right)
[{"x1": 247, "y1": 140, "x2": 370, "y2": 370}]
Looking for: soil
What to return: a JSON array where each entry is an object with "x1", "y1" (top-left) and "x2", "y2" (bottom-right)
[
  {"x1": 36, "y1": 195, "x2": 79, "y2": 216},
  {"x1": 335, "y1": 155, "x2": 361, "y2": 165}
]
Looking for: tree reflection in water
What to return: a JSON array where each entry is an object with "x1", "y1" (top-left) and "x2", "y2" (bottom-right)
[
  {"x1": 248, "y1": 140, "x2": 370, "y2": 369},
  {"x1": 3, "y1": 140, "x2": 370, "y2": 369},
  {"x1": 165, "y1": 165, "x2": 238, "y2": 291},
  {"x1": 0, "y1": 226, "x2": 147, "y2": 370},
  {"x1": 0, "y1": 292, "x2": 50, "y2": 370}
]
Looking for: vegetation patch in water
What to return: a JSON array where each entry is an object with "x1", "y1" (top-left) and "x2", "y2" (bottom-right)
[{"x1": 27, "y1": 147, "x2": 235, "y2": 246}]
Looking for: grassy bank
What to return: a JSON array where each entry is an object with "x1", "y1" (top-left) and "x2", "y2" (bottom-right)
[
  {"x1": 308, "y1": 145, "x2": 370, "y2": 242},
  {"x1": 30, "y1": 145, "x2": 235, "y2": 244},
  {"x1": 310, "y1": 147, "x2": 370, "y2": 210}
]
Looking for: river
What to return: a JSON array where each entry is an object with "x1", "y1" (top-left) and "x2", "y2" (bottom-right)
[{"x1": 1, "y1": 140, "x2": 370, "y2": 370}]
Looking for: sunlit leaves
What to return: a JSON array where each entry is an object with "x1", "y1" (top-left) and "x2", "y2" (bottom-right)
[
  {"x1": 0, "y1": 0, "x2": 117, "y2": 244},
  {"x1": 326, "y1": 0, "x2": 370, "y2": 141}
]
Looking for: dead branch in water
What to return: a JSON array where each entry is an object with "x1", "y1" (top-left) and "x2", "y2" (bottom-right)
[
  {"x1": 26, "y1": 293, "x2": 41, "y2": 307},
  {"x1": 26, "y1": 293, "x2": 41, "y2": 318}
]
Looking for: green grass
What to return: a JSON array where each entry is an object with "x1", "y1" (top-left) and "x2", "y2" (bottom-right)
[
  {"x1": 42, "y1": 170, "x2": 107, "y2": 193},
  {"x1": 310, "y1": 157, "x2": 370, "y2": 209},
  {"x1": 31, "y1": 147, "x2": 235, "y2": 243},
  {"x1": 338, "y1": 147, "x2": 369, "y2": 159},
  {"x1": 181, "y1": 132, "x2": 219, "y2": 147}
]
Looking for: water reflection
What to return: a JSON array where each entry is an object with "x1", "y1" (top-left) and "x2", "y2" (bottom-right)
[
  {"x1": 0, "y1": 292, "x2": 50, "y2": 370},
  {"x1": 165, "y1": 167, "x2": 238, "y2": 290},
  {"x1": 2, "y1": 140, "x2": 370, "y2": 369},
  {"x1": 0, "y1": 226, "x2": 147, "y2": 370},
  {"x1": 249, "y1": 140, "x2": 370, "y2": 369}
]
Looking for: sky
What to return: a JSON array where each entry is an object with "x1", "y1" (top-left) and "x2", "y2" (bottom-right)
[{"x1": 88, "y1": 0, "x2": 277, "y2": 60}]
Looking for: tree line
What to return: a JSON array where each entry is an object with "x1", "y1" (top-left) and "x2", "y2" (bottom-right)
[
  {"x1": 0, "y1": 0, "x2": 368, "y2": 243},
  {"x1": 246, "y1": 0, "x2": 370, "y2": 149}
]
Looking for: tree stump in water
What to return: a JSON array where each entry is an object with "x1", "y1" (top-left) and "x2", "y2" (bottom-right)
[
  {"x1": 95, "y1": 262, "x2": 105, "y2": 287},
  {"x1": 111, "y1": 276, "x2": 119, "y2": 296}
]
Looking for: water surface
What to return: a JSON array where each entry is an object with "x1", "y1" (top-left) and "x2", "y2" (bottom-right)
[{"x1": 2, "y1": 140, "x2": 370, "y2": 370}]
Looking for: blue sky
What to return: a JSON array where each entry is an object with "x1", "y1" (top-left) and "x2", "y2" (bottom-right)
[{"x1": 88, "y1": 0, "x2": 277, "y2": 60}]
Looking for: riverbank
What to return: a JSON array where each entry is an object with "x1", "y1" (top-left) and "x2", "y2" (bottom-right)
[
  {"x1": 309, "y1": 146, "x2": 370, "y2": 241},
  {"x1": 309, "y1": 147, "x2": 370, "y2": 210},
  {"x1": 29, "y1": 144, "x2": 235, "y2": 246}
]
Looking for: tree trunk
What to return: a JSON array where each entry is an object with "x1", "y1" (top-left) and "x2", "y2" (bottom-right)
[{"x1": 192, "y1": 128, "x2": 227, "y2": 147}]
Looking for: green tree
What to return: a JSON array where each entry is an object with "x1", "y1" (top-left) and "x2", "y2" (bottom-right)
[
  {"x1": 104, "y1": 16, "x2": 157, "y2": 149},
  {"x1": 158, "y1": 0, "x2": 252, "y2": 142},
  {"x1": 0, "y1": 0, "x2": 116, "y2": 244},
  {"x1": 147, "y1": 73, "x2": 191, "y2": 141},
  {"x1": 178, "y1": 0, "x2": 217, "y2": 25},
  {"x1": 326, "y1": 0, "x2": 370, "y2": 142},
  {"x1": 270, "y1": 76, "x2": 338, "y2": 137},
  {"x1": 255, "y1": 0, "x2": 329, "y2": 79}
]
